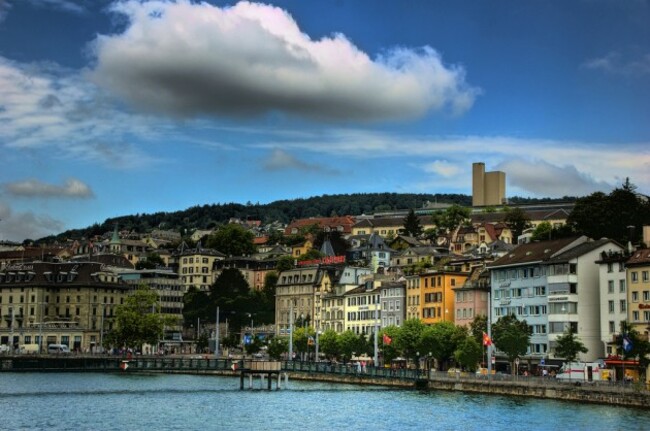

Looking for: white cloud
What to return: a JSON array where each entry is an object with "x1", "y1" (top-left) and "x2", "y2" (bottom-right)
[
  {"x1": 90, "y1": 0, "x2": 479, "y2": 122},
  {"x1": 495, "y1": 159, "x2": 613, "y2": 197},
  {"x1": 583, "y1": 52, "x2": 650, "y2": 77},
  {"x1": 262, "y1": 148, "x2": 338, "y2": 174},
  {"x1": 0, "y1": 56, "x2": 163, "y2": 168},
  {"x1": 25, "y1": 0, "x2": 86, "y2": 14},
  {"x1": 3, "y1": 178, "x2": 94, "y2": 198},
  {"x1": 252, "y1": 130, "x2": 650, "y2": 197},
  {"x1": 0, "y1": 201, "x2": 64, "y2": 242},
  {"x1": 422, "y1": 160, "x2": 461, "y2": 177}
]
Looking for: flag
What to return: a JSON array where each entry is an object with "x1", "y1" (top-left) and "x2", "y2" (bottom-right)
[
  {"x1": 482, "y1": 332, "x2": 492, "y2": 347},
  {"x1": 623, "y1": 335, "x2": 633, "y2": 353},
  {"x1": 383, "y1": 334, "x2": 392, "y2": 345}
]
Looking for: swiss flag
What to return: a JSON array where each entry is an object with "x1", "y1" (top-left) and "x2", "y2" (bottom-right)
[
  {"x1": 482, "y1": 332, "x2": 492, "y2": 347},
  {"x1": 383, "y1": 334, "x2": 392, "y2": 345}
]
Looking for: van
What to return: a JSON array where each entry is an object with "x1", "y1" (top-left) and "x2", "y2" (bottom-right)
[
  {"x1": 19, "y1": 344, "x2": 40, "y2": 354},
  {"x1": 556, "y1": 361, "x2": 606, "y2": 381},
  {"x1": 48, "y1": 344, "x2": 70, "y2": 354}
]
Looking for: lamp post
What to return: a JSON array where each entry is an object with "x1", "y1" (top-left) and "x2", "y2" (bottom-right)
[
  {"x1": 288, "y1": 300, "x2": 294, "y2": 361},
  {"x1": 315, "y1": 330, "x2": 322, "y2": 362},
  {"x1": 214, "y1": 306, "x2": 220, "y2": 358},
  {"x1": 373, "y1": 302, "x2": 379, "y2": 367}
]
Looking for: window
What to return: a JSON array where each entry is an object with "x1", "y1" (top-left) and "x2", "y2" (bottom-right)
[
  {"x1": 608, "y1": 280, "x2": 614, "y2": 293},
  {"x1": 631, "y1": 272, "x2": 639, "y2": 283},
  {"x1": 620, "y1": 300, "x2": 626, "y2": 313},
  {"x1": 643, "y1": 271, "x2": 649, "y2": 282},
  {"x1": 620, "y1": 280, "x2": 626, "y2": 293},
  {"x1": 608, "y1": 301, "x2": 615, "y2": 313},
  {"x1": 607, "y1": 263, "x2": 613, "y2": 273},
  {"x1": 645, "y1": 311, "x2": 650, "y2": 322},
  {"x1": 644, "y1": 291, "x2": 650, "y2": 302},
  {"x1": 609, "y1": 321, "x2": 615, "y2": 333},
  {"x1": 632, "y1": 291, "x2": 639, "y2": 302},
  {"x1": 633, "y1": 311, "x2": 639, "y2": 321}
]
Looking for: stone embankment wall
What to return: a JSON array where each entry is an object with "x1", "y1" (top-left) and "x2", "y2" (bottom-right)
[{"x1": 289, "y1": 373, "x2": 650, "y2": 408}]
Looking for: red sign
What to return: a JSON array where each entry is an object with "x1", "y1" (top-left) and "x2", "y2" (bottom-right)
[
  {"x1": 639, "y1": 303, "x2": 650, "y2": 310},
  {"x1": 297, "y1": 255, "x2": 346, "y2": 266}
]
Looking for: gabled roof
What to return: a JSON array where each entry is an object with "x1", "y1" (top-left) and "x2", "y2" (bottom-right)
[
  {"x1": 285, "y1": 216, "x2": 356, "y2": 234},
  {"x1": 546, "y1": 238, "x2": 620, "y2": 264},
  {"x1": 488, "y1": 237, "x2": 585, "y2": 268},
  {"x1": 626, "y1": 248, "x2": 650, "y2": 267}
]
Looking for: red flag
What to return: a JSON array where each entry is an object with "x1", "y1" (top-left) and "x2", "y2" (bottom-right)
[
  {"x1": 482, "y1": 332, "x2": 492, "y2": 347},
  {"x1": 383, "y1": 334, "x2": 392, "y2": 345}
]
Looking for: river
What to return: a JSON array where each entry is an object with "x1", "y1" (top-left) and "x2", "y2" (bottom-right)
[{"x1": 0, "y1": 373, "x2": 647, "y2": 430}]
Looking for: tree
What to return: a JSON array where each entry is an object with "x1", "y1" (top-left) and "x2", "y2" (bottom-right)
[
  {"x1": 182, "y1": 286, "x2": 211, "y2": 326},
  {"x1": 469, "y1": 314, "x2": 488, "y2": 345},
  {"x1": 615, "y1": 321, "x2": 650, "y2": 380},
  {"x1": 318, "y1": 330, "x2": 340, "y2": 360},
  {"x1": 553, "y1": 327, "x2": 588, "y2": 363},
  {"x1": 419, "y1": 321, "x2": 466, "y2": 371},
  {"x1": 432, "y1": 204, "x2": 471, "y2": 236},
  {"x1": 338, "y1": 331, "x2": 360, "y2": 362},
  {"x1": 275, "y1": 256, "x2": 294, "y2": 273},
  {"x1": 109, "y1": 286, "x2": 175, "y2": 351},
  {"x1": 395, "y1": 319, "x2": 425, "y2": 364},
  {"x1": 206, "y1": 224, "x2": 255, "y2": 256},
  {"x1": 491, "y1": 314, "x2": 531, "y2": 373},
  {"x1": 567, "y1": 180, "x2": 650, "y2": 245},
  {"x1": 210, "y1": 268, "x2": 254, "y2": 330},
  {"x1": 135, "y1": 252, "x2": 166, "y2": 270},
  {"x1": 267, "y1": 337, "x2": 288, "y2": 360},
  {"x1": 531, "y1": 221, "x2": 553, "y2": 242},
  {"x1": 455, "y1": 336, "x2": 483, "y2": 372},
  {"x1": 379, "y1": 326, "x2": 400, "y2": 364},
  {"x1": 503, "y1": 207, "x2": 531, "y2": 240},
  {"x1": 402, "y1": 209, "x2": 423, "y2": 237}
]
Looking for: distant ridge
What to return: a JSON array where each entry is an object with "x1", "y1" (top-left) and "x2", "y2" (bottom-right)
[{"x1": 39, "y1": 193, "x2": 574, "y2": 242}]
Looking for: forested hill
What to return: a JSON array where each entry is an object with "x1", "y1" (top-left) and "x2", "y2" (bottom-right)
[{"x1": 43, "y1": 193, "x2": 571, "y2": 242}]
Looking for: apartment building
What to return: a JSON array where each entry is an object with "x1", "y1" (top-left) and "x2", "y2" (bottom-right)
[
  {"x1": 344, "y1": 282, "x2": 381, "y2": 335},
  {"x1": 0, "y1": 261, "x2": 129, "y2": 352},
  {"x1": 420, "y1": 270, "x2": 469, "y2": 325},
  {"x1": 453, "y1": 267, "x2": 490, "y2": 328},
  {"x1": 626, "y1": 249, "x2": 650, "y2": 339},
  {"x1": 173, "y1": 245, "x2": 225, "y2": 292},
  {"x1": 596, "y1": 250, "x2": 629, "y2": 356},
  {"x1": 379, "y1": 281, "x2": 406, "y2": 328},
  {"x1": 275, "y1": 266, "x2": 320, "y2": 336}
]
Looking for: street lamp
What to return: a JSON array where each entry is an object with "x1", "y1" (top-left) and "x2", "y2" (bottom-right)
[{"x1": 315, "y1": 330, "x2": 322, "y2": 362}]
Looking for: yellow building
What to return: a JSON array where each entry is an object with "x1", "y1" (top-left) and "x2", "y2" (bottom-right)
[
  {"x1": 420, "y1": 270, "x2": 469, "y2": 325},
  {"x1": 472, "y1": 162, "x2": 506, "y2": 207},
  {"x1": 175, "y1": 245, "x2": 226, "y2": 292},
  {"x1": 0, "y1": 261, "x2": 129, "y2": 352},
  {"x1": 344, "y1": 282, "x2": 381, "y2": 335},
  {"x1": 626, "y1": 249, "x2": 650, "y2": 338},
  {"x1": 405, "y1": 275, "x2": 421, "y2": 320}
]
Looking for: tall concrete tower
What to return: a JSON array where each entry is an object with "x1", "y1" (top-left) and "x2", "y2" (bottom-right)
[
  {"x1": 472, "y1": 162, "x2": 506, "y2": 207},
  {"x1": 472, "y1": 163, "x2": 486, "y2": 207}
]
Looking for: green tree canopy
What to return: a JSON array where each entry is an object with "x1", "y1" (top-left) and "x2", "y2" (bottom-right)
[
  {"x1": 491, "y1": 314, "x2": 531, "y2": 371},
  {"x1": 402, "y1": 209, "x2": 424, "y2": 237},
  {"x1": 338, "y1": 330, "x2": 361, "y2": 362},
  {"x1": 553, "y1": 327, "x2": 588, "y2": 363},
  {"x1": 395, "y1": 319, "x2": 426, "y2": 364},
  {"x1": 419, "y1": 321, "x2": 467, "y2": 370},
  {"x1": 135, "y1": 252, "x2": 166, "y2": 270},
  {"x1": 267, "y1": 336, "x2": 288, "y2": 360},
  {"x1": 503, "y1": 207, "x2": 531, "y2": 240},
  {"x1": 206, "y1": 224, "x2": 255, "y2": 256},
  {"x1": 567, "y1": 179, "x2": 650, "y2": 245},
  {"x1": 432, "y1": 204, "x2": 471, "y2": 236},
  {"x1": 454, "y1": 336, "x2": 483, "y2": 372},
  {"x1": 276, "y1": 255, "x2": 295, "y2": 272},
  {"x1": 318, "y1": 329, "x2": 340, "y2": 360},
  {"x1": 109, "y1": 286, "x2": 176, "y2": 350},
  {"x1": 616, "y1": 321, "x2": 650, "y2": 379},
  {"x1": 469, "y1": 314, "x2": 488, "y2": 345}
]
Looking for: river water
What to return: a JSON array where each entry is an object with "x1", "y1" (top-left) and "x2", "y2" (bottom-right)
[{"x1": 0, "y1": 373, "x2": 647, "y2": 431}]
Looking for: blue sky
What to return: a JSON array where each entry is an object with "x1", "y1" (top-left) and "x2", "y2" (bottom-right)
[{"x1": 0, "y1": 0, "x2": 648, "y2": 242}]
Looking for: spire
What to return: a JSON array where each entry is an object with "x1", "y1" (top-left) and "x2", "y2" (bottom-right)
[{"x1": 320, "y1": 238, "x2": 336, "y2": 257}]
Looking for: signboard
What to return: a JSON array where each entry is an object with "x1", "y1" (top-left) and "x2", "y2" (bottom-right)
[{"x1": 297, "y1": 255, "x2": 346, "y2": 266}]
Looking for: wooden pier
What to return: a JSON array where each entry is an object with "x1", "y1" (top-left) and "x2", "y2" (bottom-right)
[{"x1": 238, "y1": 360, "x2": 286, "y2": 390}]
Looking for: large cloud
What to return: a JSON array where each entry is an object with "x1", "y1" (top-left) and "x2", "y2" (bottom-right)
[
  {"x1": 0, "y1": 56, "x2": 161, "y2": 167},
  {"x1": 90, "y1": 0, "x2": 479, "y2": 121},
  {"x1": 3, "y1": 178, "x2": 95, "y2": 198},
  {"x1": 0, "y1": 201, "x2": 64, "y2": 242},
  {"x1": 496, "y1": 159, "x2": 613, "y2": 197}
]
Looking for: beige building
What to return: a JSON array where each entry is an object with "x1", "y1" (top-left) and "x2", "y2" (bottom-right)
[
  {"x1": 0, "y1": 261, "x2": 129, "y2": 352},
  {"x1": 344, "y1": 282, "x2": 381, "y2": 335},
  {"x1": 626, "y1": 249, "x2": 650, "y2": 339},
  {"x1": 472, "y1": 162, "x2": 506, "y2": 207},
  {"x1": 275, "y1": 266, "x2": 320, "y2": 335},
  {"x1": 174, "y1": 245, "x2": 225, "y2": 292}
]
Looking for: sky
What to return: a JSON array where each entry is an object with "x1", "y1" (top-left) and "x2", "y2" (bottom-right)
[{"x1": 0, "y1": 0, "x2": 648, "y2": 242}]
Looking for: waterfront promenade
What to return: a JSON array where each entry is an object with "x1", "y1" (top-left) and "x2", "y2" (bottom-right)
[{"x1": 2, "y1": 355, "x2": 649, "y2": 408}]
